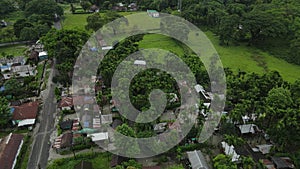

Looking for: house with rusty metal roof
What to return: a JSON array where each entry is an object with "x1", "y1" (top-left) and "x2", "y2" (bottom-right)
[
  {"x1": 0, "y1": 133, "x2": 24, "y2": 169},
  {"x1": 58, "y1": 97, "x2": 73, "y2": 110},
  {"x1": 11, "y1": 101, "x2": 39, "y2": 128}
]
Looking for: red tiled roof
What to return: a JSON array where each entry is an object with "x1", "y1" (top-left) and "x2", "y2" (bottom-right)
[
  {"x1": 0, "y1": 133, "x2": 24, "y2": 169},
  {"x1": 58, "y1": 97, "x2": 73, "y2": 108},
  {"x1": 12, "y1": 101, "x2": 39, "y2": 120}
]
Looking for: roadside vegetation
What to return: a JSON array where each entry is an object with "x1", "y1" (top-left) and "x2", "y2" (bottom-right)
[{"x1": 47, "y1": 152, "x2": 111, "y2": 169}]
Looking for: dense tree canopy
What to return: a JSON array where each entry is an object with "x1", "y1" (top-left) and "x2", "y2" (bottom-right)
[
  {"x1": 41, "y1": 29, "x2": 89, "y2": 86},
  {"x1": 4, "y1": 78, "x2": 23, "y2": 97},
  {"x1": 0, "y1": 96, "x2": 11, "y2": 128},
  {"x1": 135, "y1": 0, "x2": 300, "y2": 65},
  {"x1": 213, "y1": 154, "x2": 237, "y2": 169},
  {"x1": 225, "y1": 69, "x2": 300, "y2": 152},
  {"x1": 11, "y1": 0, "x2": 63, "y2": 40},
  {"x1": 115, "y1": 124, "x2": 140, "y2": 157},
  {"x1": 0, "y1": 0, "x2": 16, "y2": 18},
  {"x1": 24, "y1": 0, "x2": 63, "y2": 18},
  {"x1": 85, "y1": 11, "x2": 124, "y2": 32}
]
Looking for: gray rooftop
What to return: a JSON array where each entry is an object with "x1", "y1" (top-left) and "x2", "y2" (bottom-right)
[{"x1": 187, "y1": 150, "x2": 209, "y2": 169}]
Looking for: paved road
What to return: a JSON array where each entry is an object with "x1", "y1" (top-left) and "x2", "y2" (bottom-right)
[
  {"x1": 27, "y1": 19, "x2": 61, "y2": 169},
  {"x1": 27, "y1": 60, "x2": 57, "y2": 169}
]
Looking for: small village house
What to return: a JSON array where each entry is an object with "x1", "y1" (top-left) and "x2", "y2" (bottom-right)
[
  {"x1": 11, "y1": 101, "x2": 39, "y2": 129},
  {"x1": 128, "y1": 3, "x2": 138, "y2": 11},
  {"x1": 147, "y1": 10, "x2": 159, "y2": 18},
  {"x1": 58, "y1": 97, "x2": 73, "y2": 110},
  {"x1": 186, "y1": 150, "x2": 209, "y2": 169},
  {"x1": 0, "y1": 133, "x2": 24, "y2": 169}
]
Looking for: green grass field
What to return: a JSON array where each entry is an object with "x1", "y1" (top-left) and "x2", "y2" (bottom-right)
[
  {"x1": 139, "y1": 34, "x2": 186, "y2": 57},
  {"x1": 138, "y1": 32, "x2": 300, "y2": 82},
  {"x1": 61, "y1": 12, "x2": 300, "y2": 82},
  {"x1": 0, "y1": 45, "x2": 28, "y2": 57},
  {"x1": 204, "y1": 31, "x2": 300, "y2": 82},
  {"x1": 61, "y1": 11, "x2": 141, "y2": 30},
  {"x1": 62, "y1": 13, "x2": 92, "y2": 30}
]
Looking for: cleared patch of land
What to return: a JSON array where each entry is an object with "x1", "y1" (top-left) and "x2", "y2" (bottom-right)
[
  {"x1": 139, "y1": 34, "x2": 186, "y2": 57},
  {"x1": 204, "y1": 31, "x2": 300, "y2": 82},
  {"x1": 0, "y1": 45, "x2": 28, "y2": 57},
  {"x1": 139, "y1": 33, "x2": 300, "y2": 82},
  {"x1": 61, "y1": 13, "x2": 92, "y2": 30}
]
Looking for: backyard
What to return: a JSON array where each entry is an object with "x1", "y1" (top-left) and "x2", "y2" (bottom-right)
[{"x1": 0, "y1": 45, "x2": 28, "y2": 57}]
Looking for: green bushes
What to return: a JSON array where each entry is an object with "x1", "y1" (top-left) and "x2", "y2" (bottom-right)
[
  {"x1": 62, "y1": 109, "x2": 75, "y2": 115},
  {"x1": 153, "y1": 155, "x2": 168, "y2": 164},
  {"x1": 72, "y1": 144, "x2": 92, "y2": 151},
  {"x1": 57, "y1": 124, "x2": 62, "y2": 136},
  {"x1": 47, "y1": 152, "x2": 111, "y2": 169}
]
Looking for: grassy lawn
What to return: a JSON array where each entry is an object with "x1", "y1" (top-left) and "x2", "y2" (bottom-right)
[
  {"x1": 138, "y1": 32, "x2": 300, "y2": 82},
  {"x1": 204, "y1": 31, "x2": 300, "y2": 82},
  {"x1": 62, "y1": 13, "x2": 92, "y2": 30},
  {"x1": 62, "y1": 11, "x2": 147, "y2": 31},
  {"x1": 47, "y1": 152, "x2": 111, "y2": 169},
  {"x1": 0, "y1": 45, "x2": 28, "y2": 57},
  {"x1": 139, "y1": 34, "x2": 186, "y2": 57}
]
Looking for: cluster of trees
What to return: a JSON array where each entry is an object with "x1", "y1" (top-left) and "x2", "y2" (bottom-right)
[
  {"x1": 115, "y1": 124, "x2": 140, "y2": 157},
  {"x1": 113, "y1": 159, "x2": 142, "y2": 169},
  {"x1": 225, "y1": 69, "x2": 300, "y2": 152},
  {"x1": 181, "y1": 0, "x2": 300, "y2": 65},
  {"x1": 12, "y1": 0, "x2": 63, "y2": 41},
  {"x1": 85, "y1": 11, "x2": 127, "y2": 32},
  {"x1": 68, "y1": 0, "x2": 178, "y2": 11},
  {"x1": 0, "y1": 96, "x2": 11, "y2": 129},
  {"x1": 69, "y1": 0, "x2": 98, "y2": 13},
  {"x1": 213, "y1": 154, "x2": 258, "y2": 169},
  {"x1": 137, "y1": 0, "x2": 179, "y2": 11},
  {"x1": 99, "y1": 35, "x2": 142, "y2": 86},
  {"x1": 0, "y1": 0, "x2": 17, "y2": 18},
  {"x1": 0, "y1": 76, "x2": 39, "y2": 100},
  {"x1": 41, "y1": 29, "x2": 89, "y2": 86},
  {"x1": 135, "y1": 0, "x2": 300, "y2": 65}
]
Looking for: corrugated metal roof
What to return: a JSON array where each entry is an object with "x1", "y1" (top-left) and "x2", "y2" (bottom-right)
[
  {"x1": 17, "y1": 119, "x2": 36, "y2": 127},
  {"x1": 187, "y1": 150, "x2": 209, "y2": 169}
]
